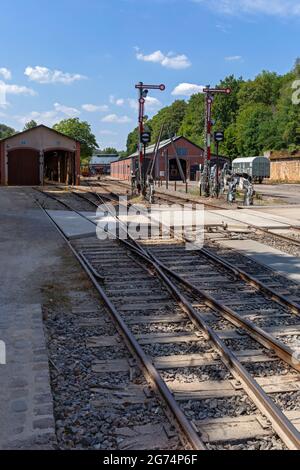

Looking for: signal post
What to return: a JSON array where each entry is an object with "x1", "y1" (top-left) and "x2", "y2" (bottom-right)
[
  {"x1": 135, "y1": 82, "x2": 165, "y2": 193},
  {"x1": 202, "y1": 86, "x2": 231, "y2": 197}
]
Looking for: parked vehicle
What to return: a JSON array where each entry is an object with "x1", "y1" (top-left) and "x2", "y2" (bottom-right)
[{"x1": 232, "y1": 156, "x2": 270, "y2": 183}]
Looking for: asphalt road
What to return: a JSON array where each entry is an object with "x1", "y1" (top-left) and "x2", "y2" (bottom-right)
[{"x1": 254, "y1": 183, "x2": 300, "y2": 204}]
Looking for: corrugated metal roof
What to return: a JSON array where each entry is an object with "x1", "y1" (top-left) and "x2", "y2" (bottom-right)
[
  {"x1": 129, "y1": 137, "x2": 176, "y2": 158},
  {"x1": 90, "y1": 155, "x2": 119, "y2": 165},
  {"x1": 232, "y1": 156, "x2": 268, "y2": 164}
]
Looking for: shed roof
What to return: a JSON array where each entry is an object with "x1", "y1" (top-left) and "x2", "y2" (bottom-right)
[
  {"x1": 0, "y1": 124, "x2": 81, "y2": 143},
  {"x1": 128, "y1": 136, "x2": 204, "y2": 158},
  {"x1": 90, "y1": 155, "x2": 120, "y2": 165}
]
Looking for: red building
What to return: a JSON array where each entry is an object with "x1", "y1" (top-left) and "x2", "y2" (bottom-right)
[{"x1": 111, "y1": 136, "x2": 229, "y2": 182}]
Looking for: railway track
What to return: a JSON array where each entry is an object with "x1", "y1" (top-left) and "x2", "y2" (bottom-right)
[
  {"x1": 35, "y1": 186, "x2": 300, "y2": 450},
  {"x1": 87, "y1": 179, "x2": 300, "y2": 248}
]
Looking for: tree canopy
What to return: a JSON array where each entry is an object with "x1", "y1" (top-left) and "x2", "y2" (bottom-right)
[
  {"x1": 0, "y1": 123, "x2": 15, "y2": 139},
  {"x1": 126, "y1": 61, "x2": 300, "y2": 159},
  {"x1": 97, "y1": 147, "x2": 118, "y2": 155},
  {"x1": 23, "y1": 120, "x2": 38, "y2": 131},
  {"x1": 53, "y1": 118, "x2": 98, "y2": 163}
]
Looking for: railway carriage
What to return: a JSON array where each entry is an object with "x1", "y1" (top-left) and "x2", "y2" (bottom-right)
[{"x1": 232, "y1": 156, "x2": 270, "y2": 183}]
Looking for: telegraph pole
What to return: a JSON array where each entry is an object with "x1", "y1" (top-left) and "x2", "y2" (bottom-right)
[
  {"x1": 202, "y1": 86, "x2": 231, "y2": 197},
  {"x1": 135, "y1": 82, "x2": 165, "y2": 193}
]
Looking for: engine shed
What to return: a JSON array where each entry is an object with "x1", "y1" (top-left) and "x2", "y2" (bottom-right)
[
  {"x1": 111, "y1": 136, "x2": 229, "y2": 182},
  {"x1": 0, "y1": 125, "x2": 81, "y2": 186}
]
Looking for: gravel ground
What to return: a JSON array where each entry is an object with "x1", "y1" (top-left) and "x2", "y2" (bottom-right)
[
  {"x1": 42, "y1": 242, "x2": 183, "y2": 450},
  {"x1": 181, "y1": 395, "x2": 257, "y2": 420},
  {"x1": 160, "y1": 365, "x2": 231, "y2": 383},
  {"x1": 40, "y1": 187, "x2": 298, "y2": 451}
]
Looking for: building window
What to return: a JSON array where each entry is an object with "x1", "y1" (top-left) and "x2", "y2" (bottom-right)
[{"x1": 176, "y1": 147, "x2": 188, "y2": 156}]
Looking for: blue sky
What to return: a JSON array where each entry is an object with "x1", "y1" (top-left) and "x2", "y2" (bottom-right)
[{"x1": 0, "y1": 0, "x2": 299, "y2": 150}]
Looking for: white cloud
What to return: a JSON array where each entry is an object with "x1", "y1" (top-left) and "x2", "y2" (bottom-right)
[
  {"x1": 16, "y1": 102, "x2": 80, "y2": 127},
  {"x1": 0, "y1": 80, "x2": 36, "y2": 96},
  {"x1": 172, "y1": 83, "x2": 205, "y2": 96},
  {"x1": 128, "y1": 96, "x2": 162, "y2": 112},
  {"x1": 82, "y1": 104, "x2": 109, "y2": 112},
  {"x1": 101, "y1": 114, "x2": 132, "y2": 124},
  {"x1": 17, "y1": 110, "x2": 58, "y2": 127},
  {"x1": 54, "y1": 102, "x2": 80, "y2": 117},
  {"x1": 116, "y1": 98, "x2": 125, "y2": 106},
  {"x1": 99, "y1": 130, "x2": 118, "y2": 136},
  {"x1": 192, "y1": 0, "x2": 300, "y2": 16},
  {"x1": 24, "y1": 66, "x2": 87, "y2": 84},
  {"x1": 0, "y1": 68, "x2": 12, "y2": 80},
  {"x1": 109, "y1": 95, "x2": 125, "y2": 106},
  {"x1": 136, "y1": 49, "x2": 191, "y2": 69},
  {"x1": 225, "y1": 55, "x2": 242, "y2": 61}
]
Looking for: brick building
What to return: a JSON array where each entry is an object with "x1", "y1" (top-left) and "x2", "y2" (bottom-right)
[{"x1": 111, "y1": 136, "x2": 229, "y2": 182}]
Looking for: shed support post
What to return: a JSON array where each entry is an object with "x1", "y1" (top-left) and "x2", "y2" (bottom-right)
[{"x1": 39, "y1": 151, "x2": 44, "y2": 186}]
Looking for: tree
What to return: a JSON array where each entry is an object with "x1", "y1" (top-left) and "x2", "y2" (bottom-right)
[
  {"x1": 23, "y1": 120, "x2": 38, "y2": 131},
  {"x1": 223, "y1": 124, "x2": 239, "y2": 160},
  {"x1": 237, "y1": 71, "x2": 282, "y2": 109},
  {"x1": 213, "y1": 75, "x2": 244, "y2": 129},
  {"x1": 124, "y1": 59, "x2": 300, "y2": 158},
  {"x1": 235, "y1": 104, "x2": 274, "y2": 156},
  {"x1": 0, "y1": 123, "x2": 15, "y2": 139},
  {"x1": 179, "y1": 93, "x2": 205, "y2": 146},
  {"x1": 149, "y1": 100, "x2": 187, "y2": 142},
  {"x1": 126, "y1": 127, "x2": 139, "y2": 156},
  {"x1": 118, "y1": 150, "x2": 127, "y2": 158},
  {"x1": 53, "y1": 118, "x2": 98, "y2": 163},
  {"x1": 98, "y1": 147, "x2": 118, "y2": 155}
]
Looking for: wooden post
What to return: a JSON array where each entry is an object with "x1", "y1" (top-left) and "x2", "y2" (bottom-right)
[{"x1": 58, "y1": 155, "x2": 61, "y2": 183}]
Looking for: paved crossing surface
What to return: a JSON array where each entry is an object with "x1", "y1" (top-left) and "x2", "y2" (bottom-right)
[{"x1": 0, "y1": 188, "x2": 57, "y2": 449}]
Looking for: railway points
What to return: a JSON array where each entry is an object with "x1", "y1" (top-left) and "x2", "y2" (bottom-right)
[{"x1": 1, "y1": 180, "x2": 300, "y2": 452}]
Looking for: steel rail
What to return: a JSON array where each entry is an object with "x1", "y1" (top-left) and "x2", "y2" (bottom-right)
[
  {"x1": 199, "y1": 247, "x2": 300, "y2": 317},
  {"x1": 37, "y1": 187, "x2": 300, "y2": 449},
  {"x1": 128, "y1": 247, "x2": 300, "y2": 450},
  {"x1": 84, "y1": 185, "x2": 300, "y2": 449},
  {"x1": 132, "y1": 182, "x2": 300, "y2": 247},
  {"x1": 35, "y1": 198, "x2": 206, "y2": 451},
  {"x1": 39, "y1": 185, "x2": 300, "y2": 371},
  {"x1": 74, "y1": 185, "x2": 300, "y2": 319}
]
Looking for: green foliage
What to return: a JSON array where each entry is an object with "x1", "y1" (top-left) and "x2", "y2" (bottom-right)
[
  {"x1": 126, "y1": 127, "x2": 139, "y2": 156},
  {"x1": 23, "y1": 120, "x2": 38, "y2": 131},
  {"x1": 53, "y1": 118, "x2": 98, "y2": 164},
  {"x1": 179, "y1": 94, "x2": 205, "y2": 146},
  {"x1": 126, "y1": 61, "x2": 300, "y2": 159},
  {"x1": 0, "y1": 123, "x2": 16, "y2": 139},
  {"x1": 214, "y1": 75, "x2": 244, "y2": 128},
  {"x1": 237, "y1": 71, "x2": 282, "y2": 108},
  {"x1": 235, "y1": 104, "x2": 274, "y2": 156},
  {"x1": 126, "y1": 100, "x2": 187, "y2": 155},
  {"x1": 150, "y1": 100, "x2": 187, "y2": 142},
  {"x1": 98, "y1": 147, "x2": 118, "y2": 155}
]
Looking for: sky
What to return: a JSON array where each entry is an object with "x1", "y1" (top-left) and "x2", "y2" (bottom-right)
[{"x1": 0, "y1": 0, "x2": 299, "y2": 150}]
